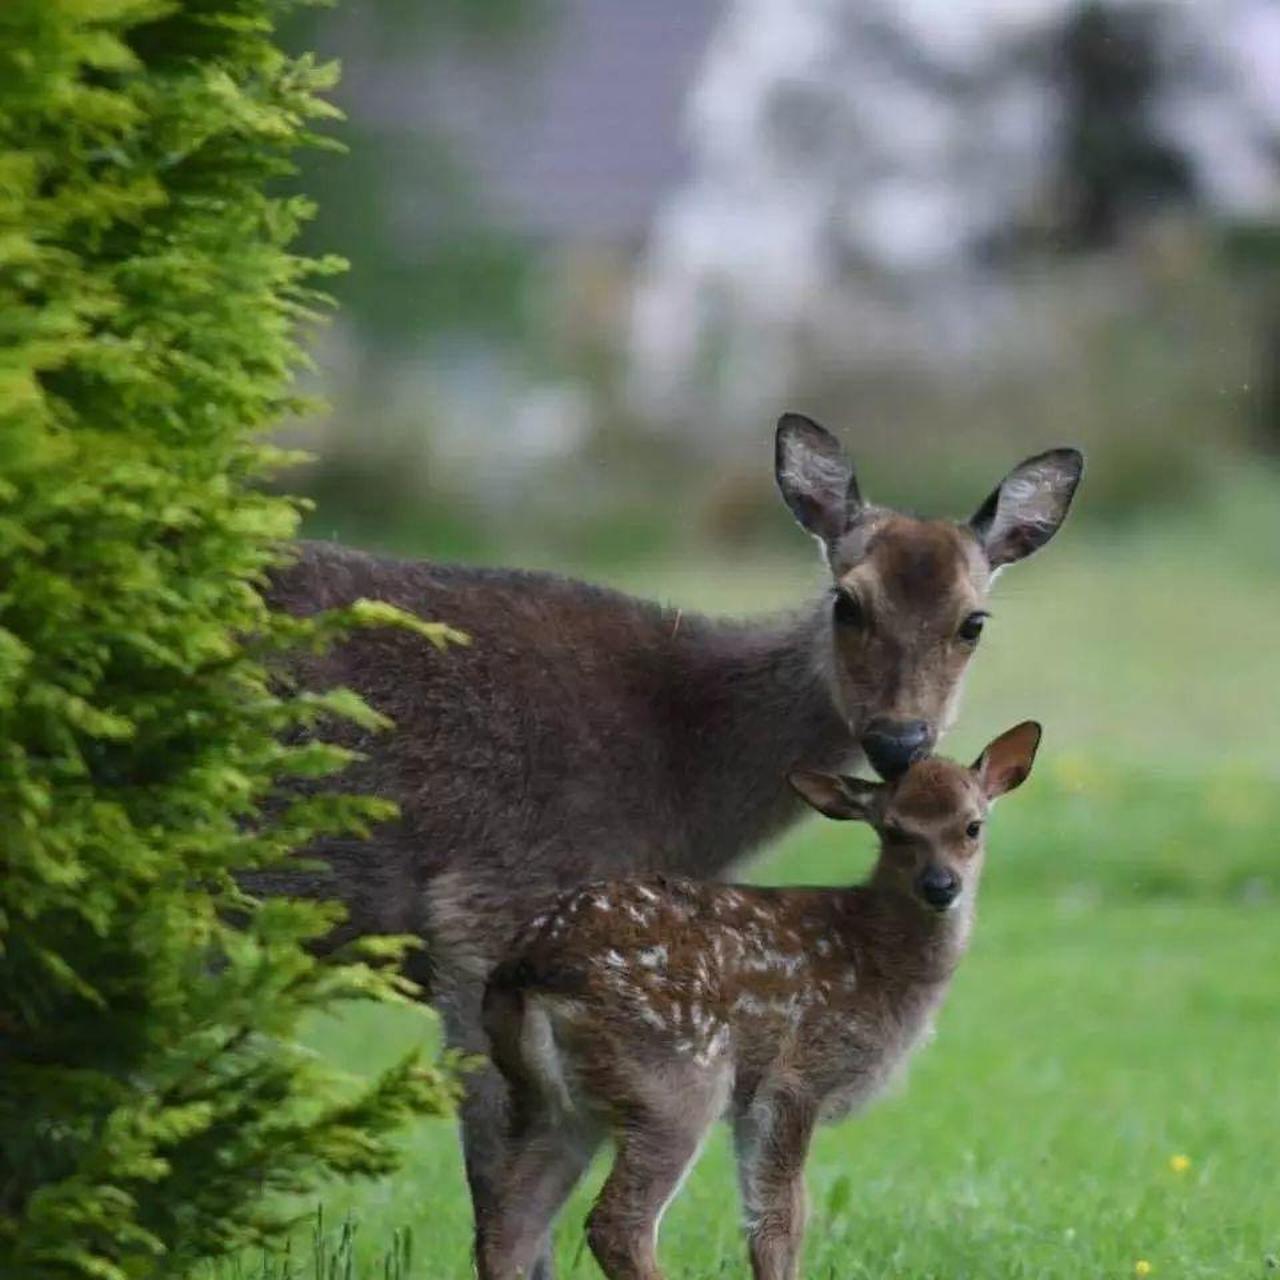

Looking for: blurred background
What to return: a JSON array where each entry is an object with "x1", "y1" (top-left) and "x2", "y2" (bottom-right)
[
  {"x1": 276, "y1": 0, "x2": 1280, "y2": 766},
  {"x1": 256, "y1": 6, "x2": 1280, "y2": 1271}
]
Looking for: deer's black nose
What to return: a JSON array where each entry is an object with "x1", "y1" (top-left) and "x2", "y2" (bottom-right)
[
  {"x1": 917, "y1": 866, "x2": 961, "y2": 911},
  {"x1": 861, "y1": 719, "x2": 931, "y2": 780}
]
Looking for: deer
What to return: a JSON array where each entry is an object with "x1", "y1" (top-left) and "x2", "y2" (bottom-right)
[
  {"x1": 478, "y1": 721, "x2": 1042, "y2": 1280},
  {"x1": 260, "y1": 415, "x2": 1080, "y2": 1279}
]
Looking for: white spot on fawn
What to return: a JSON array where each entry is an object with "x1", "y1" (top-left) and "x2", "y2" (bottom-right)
[
  {"x1": 638, "y1": 1003, "x2": 667, "y2": 1032},
  {"x1": 695, "y1": 1024, "x2": 731, "y2": 1067},
  {"x1": 638, "y1": 945, "x2": 667, "y2": 969}
]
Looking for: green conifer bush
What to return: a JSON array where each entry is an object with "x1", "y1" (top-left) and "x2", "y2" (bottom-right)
[{"x1": 0, "y1": 3, "x2": 461, "y2": 1276}]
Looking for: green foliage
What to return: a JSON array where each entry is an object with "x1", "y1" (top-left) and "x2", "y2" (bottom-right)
[{"x1": 0, "y1": 3, "x2": 463, "y2": 1277}]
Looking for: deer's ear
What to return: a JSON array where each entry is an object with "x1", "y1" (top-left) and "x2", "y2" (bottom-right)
[
  {"x1": 789, "y1": 771, "x2": 879, "y2": 822},
  {"x1": 972, "y1": 721, "x2": 1042, "y2": 801},
  {"x1": 775, "y1": 414, "x2": 862, "y2": 549},
  {"x1": 968, "y1": 448, "x2": 1083, "y2": 570}
]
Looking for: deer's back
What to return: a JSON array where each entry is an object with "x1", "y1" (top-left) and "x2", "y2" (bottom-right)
[{"x1": 263, "y1": 542, "x2": 705, "y2": 951}]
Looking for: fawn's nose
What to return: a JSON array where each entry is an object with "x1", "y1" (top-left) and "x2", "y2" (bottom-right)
[
  {"x1": 917, "y1": 866, "x2": 961, "y2": 911},
  {"x1": 861, "y1": 718, "x2": 931, "y2": 780}
]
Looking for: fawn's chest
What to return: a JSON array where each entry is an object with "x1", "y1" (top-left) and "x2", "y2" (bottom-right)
[
  {"x1": 730, "y1": 965, "x2": 951, "y2": 1123},
  {"x1": 808, "y1": 981, "x2": 948, "y2": 1121}
]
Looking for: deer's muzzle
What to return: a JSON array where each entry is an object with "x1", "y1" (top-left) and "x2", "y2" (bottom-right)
[{"x1": 861, "y1": 718, "x2": 931, "y2": 780}]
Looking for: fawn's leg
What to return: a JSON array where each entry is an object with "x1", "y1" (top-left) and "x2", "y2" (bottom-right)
[
  {"x1": 732, "y1": 1083, "x2": 817, "y2": 1280},
  {"x1": 585, "y1": 1067, "x2": 728, "y2": 1280}
]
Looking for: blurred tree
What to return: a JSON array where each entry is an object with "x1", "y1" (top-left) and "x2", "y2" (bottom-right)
[
  {"x1": 0, "y1": 2, "x2": 462, "y2": 1276},
  {"x1": 1052, "y1": 1, "x2": 1194, "y2": 248},
  {"x1": 1222, "y1": 223, "x2": 1280, "y2": 453}
]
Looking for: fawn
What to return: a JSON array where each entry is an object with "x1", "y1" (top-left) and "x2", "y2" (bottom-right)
[{"x1": 478, "y1": 721, "x2": 1042, "y2": 1280}]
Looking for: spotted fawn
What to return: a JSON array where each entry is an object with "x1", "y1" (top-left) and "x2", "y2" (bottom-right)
[{"x1": 478, "y1": 721, "x2": 1042, "y2": 1280}]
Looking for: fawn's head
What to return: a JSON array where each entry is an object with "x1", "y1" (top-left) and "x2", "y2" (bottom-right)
[
  {"x1": 776, "y1": 415, "x2": 1078, "y2": 780},
  {"x1": 790, "y1": 721, "x2": 1041, "y2": 913}
]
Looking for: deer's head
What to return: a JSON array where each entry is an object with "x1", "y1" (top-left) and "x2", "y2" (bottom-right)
[
  {"x1": 776, "y1": 414, "x2": 1079, "y2": 780},
  {"x1": 790, "y1": 720, "x2": 1041, "y2": 913}
]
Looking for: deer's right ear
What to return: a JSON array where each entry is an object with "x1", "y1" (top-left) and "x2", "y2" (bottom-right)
[
  {"x1": 968, "y1": 448, "x2": 1083, "y2": 570},
  {"x1": 788, "y1": 771, "x2": 878, "y2": 822},
  {"x1": 775, "y1": 414, "x2": 862, "y2": 549}
]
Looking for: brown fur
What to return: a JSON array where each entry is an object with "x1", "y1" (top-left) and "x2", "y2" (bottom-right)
[
  {"x1": 256, "y1": 417, "x2": 1080, "y2": 1278},
  {"x1": 477, "y1": 724, "x2": 1041, "y2": 1280}
]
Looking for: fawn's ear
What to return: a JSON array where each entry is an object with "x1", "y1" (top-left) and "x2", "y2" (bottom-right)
[
  {"x1": 775, "y1": 414, "x2": 862, "y2": 550},
  {"x1": 789, "y1": 770, "x2": 879, "y2": 822},
  {"x1": 968, "y1": 448, "x2": 1083, "y2": 570},
  {"x1": 972, "y1": 721, "x2": 1042, "y2": 801}
]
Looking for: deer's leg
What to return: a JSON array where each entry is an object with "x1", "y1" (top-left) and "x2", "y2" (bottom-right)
[
  {"x1": 585, "y1": 1068, "x2": 728, "y2": 1280},
  {"x1": 437, "y1": 977, "x2": 566, "y2": 1280},
  {"x1": 476, "y1": 1112, "x2": 599, "y2": 1280},
  {"x1": 732, "y1": 1084, "x2": 817, "y2": 1280}
]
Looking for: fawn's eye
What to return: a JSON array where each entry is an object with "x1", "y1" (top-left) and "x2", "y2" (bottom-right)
[
  {"x1": 965, "y1": 820, "x2": 982, "y2": 839},
  {"x1": 833, "y1": 591, "x2": 864, "y2": 629},
  {"x1": 957, "y1": 611, "x2": 988, "y2": 643}
]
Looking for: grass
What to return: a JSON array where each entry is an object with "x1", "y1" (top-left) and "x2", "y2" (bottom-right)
[{"x1": 216, "y1": 490, "x2": 1280, "y2": 1277}]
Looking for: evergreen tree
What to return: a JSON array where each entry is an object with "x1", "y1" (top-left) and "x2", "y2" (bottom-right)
[{"x1": 0, "y1": 2, "x2": 462, "y2": 1275}]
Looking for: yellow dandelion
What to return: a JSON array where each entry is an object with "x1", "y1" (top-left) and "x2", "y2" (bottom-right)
[
  {"x1": 1052, "y1": 752, "x2": 1098, "y2": 792},
  {"x1": 1169, "y1": 1154, "x2": 1191, "y2": 1175},
  {"x1": 1135, "y1": 1261, "x2": 1152, "y2": 1277}
]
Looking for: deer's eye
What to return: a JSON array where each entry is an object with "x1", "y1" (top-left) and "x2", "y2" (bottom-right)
[
  {"x1": 957, "y1": 611, "x2": 987, "y2": 643},
  {"x1": 965, "y1": 820, "x2": 982, "y2": 839},
  {"x1": 833, "y1": 591, "x2": 864, "y2": 629}
]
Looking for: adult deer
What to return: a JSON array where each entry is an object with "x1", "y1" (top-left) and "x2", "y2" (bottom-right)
[
  {"x1": 263, "y1": 415, "x2": 1080, "y2": 1277},
  {"x1": 479, "y1": 721, "x2": 1042, "y2": 1280}
]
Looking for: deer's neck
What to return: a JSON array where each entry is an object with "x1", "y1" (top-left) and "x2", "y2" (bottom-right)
[{"x1": 663, "y1": 602, "x2": 855, "y2": 876}]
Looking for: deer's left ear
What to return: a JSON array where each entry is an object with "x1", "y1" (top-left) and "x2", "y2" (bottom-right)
[
  {"x1": 775, "y1": 413, "x2": 863, "y2": 550},
  {"x1": 788, "y1": 771, "x2": 879, "y2": 822},
  {"x1": 969, "y1": 448, "x2": 1083, "y2": 570},
  {"x1": 972, "y1": 721, "x2": 1042, "y2": 801}
]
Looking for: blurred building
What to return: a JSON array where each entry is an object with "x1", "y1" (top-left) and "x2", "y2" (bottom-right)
[
  {"x1": 628, "y1": 0, "x2": 1280, "y2": 433},
  {"x1": 304, "y1": 0, "x2": 723, "y2": 497},
  {"x1": 299, "y1": 0, "x2": 1280, "y2": 545}
]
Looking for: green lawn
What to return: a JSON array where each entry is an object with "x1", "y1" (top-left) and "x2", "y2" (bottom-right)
[{"x1": 219, "y1": 504, "x2": 1280, "y2": 1278}]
